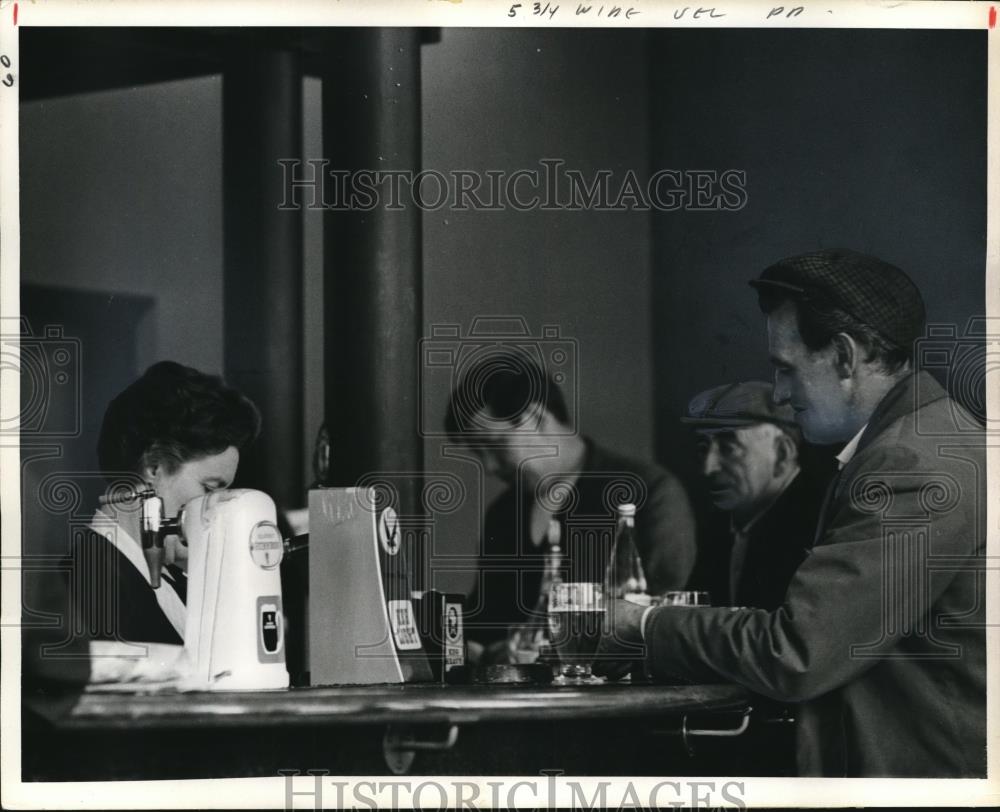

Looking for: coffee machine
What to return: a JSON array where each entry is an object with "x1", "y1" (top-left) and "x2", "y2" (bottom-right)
[{"x1": 137, "y1": 487, "x2": 290, "y2": 690}]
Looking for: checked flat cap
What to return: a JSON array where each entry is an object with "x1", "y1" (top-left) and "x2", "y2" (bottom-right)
[
  {"x1": 749, "y1": 249, "x2": 926, "y2": 349},
  {"x1": 681, "y1": 380, "x2": 798, "y2": 430}
]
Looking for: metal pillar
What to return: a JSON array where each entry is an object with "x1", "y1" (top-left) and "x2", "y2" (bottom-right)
[
  {"x1": 321, "y1": 30, "x2": 424, "y2": 526},
  {"x1": 223, "y1": 45, "x2": 304, "y2": 509}
]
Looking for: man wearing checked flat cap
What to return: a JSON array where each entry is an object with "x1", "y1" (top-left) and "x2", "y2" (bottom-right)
[{"x1": 597, "y1": 249, "x2": 986, "y2": 777}]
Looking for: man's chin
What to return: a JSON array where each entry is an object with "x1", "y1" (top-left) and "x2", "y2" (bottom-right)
[
  {"x1": 800, "y1": 423, "x2": 841, "y2": 446},
  {"x1": 797, "y1": 416, "x2": 829, "y2": 445},
  {"x1": 709, "y1": 491, "x2": 738, "y2": 511}
]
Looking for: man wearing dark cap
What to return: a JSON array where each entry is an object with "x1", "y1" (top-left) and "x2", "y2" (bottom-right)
[
  {"x1": 598, "y1": 249, "x2": 986, "y2": 777},
  {"x1": 684, "y1": 381, "x2": 830, "y2": 610}
]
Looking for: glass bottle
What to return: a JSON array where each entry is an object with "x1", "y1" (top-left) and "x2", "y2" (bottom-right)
[
  {"x1": 605, "y1": 503, "x2": 648, "y2": 601},
  {"x1": 509, "y1": 518, "x2": 562, "y2": 663},
  {"x1": 542, "y1": 517, "x2": 564, "y2": 607}
]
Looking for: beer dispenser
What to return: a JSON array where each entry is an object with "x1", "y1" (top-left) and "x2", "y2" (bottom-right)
[
  {"x1": 307, "y1": 487, "x2": 433, "y2": 684},
  {"x1": 136, "y1": 487, "x2": 290, "y2": 690}
]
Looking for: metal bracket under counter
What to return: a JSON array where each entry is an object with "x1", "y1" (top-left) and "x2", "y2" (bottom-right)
[{"x1": 383, "y1": 723, "x2": 461, "y2": 774}]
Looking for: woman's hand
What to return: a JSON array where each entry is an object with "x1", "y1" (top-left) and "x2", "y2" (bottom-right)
[
  {"x1": 87, "y1": 641, "x2": 186, "y2": 684},
  {"x1": 164, "y1": 536, "x2": 189, "y2": 572}
]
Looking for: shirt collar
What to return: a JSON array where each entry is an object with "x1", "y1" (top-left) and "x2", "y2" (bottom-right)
[{"x1": 836, "y1": 423, "x2": 869, "y2": 469}]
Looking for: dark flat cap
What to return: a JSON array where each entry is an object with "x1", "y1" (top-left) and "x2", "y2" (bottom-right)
[
  {"x1": 749, "y1": 249, "x2": 926, "y2": 349},
  {"x1": 681, "y1": 380, "x2": 797, "y2": 430}
]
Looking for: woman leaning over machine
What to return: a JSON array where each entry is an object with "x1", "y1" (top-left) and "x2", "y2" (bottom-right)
[{"x1": 25, "y1": 361, "x2": 260, "y2": 684}]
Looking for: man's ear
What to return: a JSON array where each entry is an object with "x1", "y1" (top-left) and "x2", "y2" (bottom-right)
[
  {"x1": 773, "y1": 431, "x2": 797, "y2": 477},
  {"x1": 831, "y1": 332, "x2": 859, "y2": 380}
]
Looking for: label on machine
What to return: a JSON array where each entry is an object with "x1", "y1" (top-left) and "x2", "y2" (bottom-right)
[
  {"x1": 444, "y1": 601, "x2": 464, "y2": 670},
  {"x1": 249, "y1": 521, "x2": 284, "y2": 569},
  {"x1": 387, "y1": 599, "x2": 422, "y2": 650},
  {"x1": 257, "y1": 595, "x2": 285, "y2": 662},
  {"x1": 378, "y1": 507, "x2": 401, "y2": 556}
]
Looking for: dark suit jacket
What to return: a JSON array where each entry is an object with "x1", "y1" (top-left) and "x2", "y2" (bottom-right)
[
  {"x1": 467, "y1": 438, "x2": 697, "y2": 644},
  {"x1": 734, "y1": 463, "x2": 832, "y2": 610},
  {"x1": 644, "y1": 372, "x2": 986, "y2": 776}
]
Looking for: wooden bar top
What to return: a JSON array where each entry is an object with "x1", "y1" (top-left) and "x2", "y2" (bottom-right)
[{"x1": 26, "y1": 682, "x2": 750, "y2": 731}]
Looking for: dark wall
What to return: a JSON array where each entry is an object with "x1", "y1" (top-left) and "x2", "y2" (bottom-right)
[
  {"x1": 649, "y1": 29, "x2": 987, "y2": 487},
  {"x1": 19, "y1": 74, "x2": 225, "y2": 383},
  {"x1": 421, "y1": 29, "x2": 656, "y2": 595}
]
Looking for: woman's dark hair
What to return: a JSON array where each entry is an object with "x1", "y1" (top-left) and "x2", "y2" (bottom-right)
[
  {"x1": 97, "y1": 361, "x2": 261, "y2": 479},
  {"x1": 757, "y1": 288, "x2": 911, "y2": 373}
]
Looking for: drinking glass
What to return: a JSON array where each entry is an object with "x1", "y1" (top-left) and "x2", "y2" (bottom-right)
[{"x1": 547, "y1": 582, "x2": 606, "y2": 684}]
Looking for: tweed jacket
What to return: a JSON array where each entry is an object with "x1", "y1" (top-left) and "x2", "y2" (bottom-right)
[{"x1": 644, "y1": 372, "x2": 986, "y2": 776}]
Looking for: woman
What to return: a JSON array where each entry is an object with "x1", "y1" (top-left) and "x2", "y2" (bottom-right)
[
  {"x1": 79, "y1": 361, "x2": 261, "y2": 645},
  {"x1": 29, "y1": 362, "x2": 261, "y2": 683}
]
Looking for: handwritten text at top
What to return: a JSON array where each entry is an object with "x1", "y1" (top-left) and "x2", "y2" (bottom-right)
[{"x1": 506, "y1": 5, "x2": 812, "y2": 21}]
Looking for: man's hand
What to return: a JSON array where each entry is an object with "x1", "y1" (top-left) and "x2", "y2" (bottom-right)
[
  {"x1": 593, "y1": 598, "x2": 650, "y2": 680},
  {"x1": 466, "y1": 638, "x2": 513, "y2": 666}
]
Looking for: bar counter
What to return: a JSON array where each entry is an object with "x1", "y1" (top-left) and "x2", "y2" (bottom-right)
[{"x1": 23, "y1": 681, "x2": 768, "y2": 779}]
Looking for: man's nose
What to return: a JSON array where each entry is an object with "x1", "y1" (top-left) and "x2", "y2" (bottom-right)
[
  {"x1": 482, "y1": 451, "x2": 502, "y2": 476},
  {"x1": 772, "y1": 375, "x2": 791, "y2": 405},
  {"x1": 702, "y1": 445, "x2": 723, "y2": 476}
]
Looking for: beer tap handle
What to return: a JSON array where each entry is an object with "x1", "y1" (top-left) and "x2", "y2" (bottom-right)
[
  {"x1": 283, "y1": 534, "x2": 309, "y2": 556},
  {"x1": 144, "y1": 543, "x2": 166, "y2": 589},
  {"x1": 140, "y1": 494, "x2": 167, "y2": 589},
  {"x1": 98, "y1": 484, "x2": 155, "y2": 506}
]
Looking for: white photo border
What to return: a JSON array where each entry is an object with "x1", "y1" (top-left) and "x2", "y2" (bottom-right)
[{"x1": 1, "y1": 0, "x2": 997, "y2": 808}]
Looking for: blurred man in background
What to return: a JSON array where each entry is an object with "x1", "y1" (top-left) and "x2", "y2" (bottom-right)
[{"x1": 446, "y1": 351, "x2": 697, "y2": 663}]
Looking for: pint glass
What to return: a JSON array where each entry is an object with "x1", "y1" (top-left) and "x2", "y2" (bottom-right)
[{"x1": 548, "y1": 582, "x2": 605, "y2": 683}]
